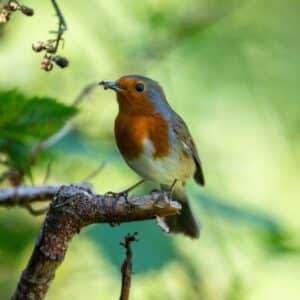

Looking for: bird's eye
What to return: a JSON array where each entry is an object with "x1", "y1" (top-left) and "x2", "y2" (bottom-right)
[{"x1": 135, "y1": 83, "x2": 144, "y2": 92}]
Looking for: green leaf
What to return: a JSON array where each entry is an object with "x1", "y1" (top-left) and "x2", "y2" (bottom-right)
[
  {"x1": 0, "y1": 90, "x2": 77, "y2": 141},
  {"x1": 0, "y1": 90, "x2": 77, "y2": 177},
  {"x1": 260, "y1": 230, "x2": 299, "y2": 255},
  {"x1": 0, "y1": 90, "x2": 28, "y2": 128},
  {"x1": 1, "y1": 140, "x2": 32, "y2": 174}
]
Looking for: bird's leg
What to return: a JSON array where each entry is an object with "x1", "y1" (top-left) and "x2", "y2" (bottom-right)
[
  {"x1": 156, "y1": 179, "x2": 178, "y2": 203},
  {"x1": 167, "y1": 179, "x2": 178, "y2": 199},
  {"x1": 105, "y1": 179, "x2": 146, "y2": 227},
  {"x1": 121, "y1": 179, "x2": 146, "y2": 195},
  {"x1": 105, "y1": 179, "x2": 146, "y2": 202}
]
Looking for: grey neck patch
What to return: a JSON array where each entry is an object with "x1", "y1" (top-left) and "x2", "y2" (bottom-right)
[{"x1": 147, "y1": 88, "x2": 172, "y2": 120}]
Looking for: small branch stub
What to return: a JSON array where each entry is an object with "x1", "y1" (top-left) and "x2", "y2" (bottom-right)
[{"x1": 119, "y1": 233, "x2": 138, "y2": 300}]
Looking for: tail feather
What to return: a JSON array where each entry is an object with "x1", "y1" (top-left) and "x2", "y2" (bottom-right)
[{"x1": 163, "y1": 188, "x2": 201, "y2": 239}]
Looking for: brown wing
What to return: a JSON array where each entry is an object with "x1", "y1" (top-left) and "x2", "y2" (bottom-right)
[{"x1": 171, "y1": 112, "x2": 205, "y2": 186}]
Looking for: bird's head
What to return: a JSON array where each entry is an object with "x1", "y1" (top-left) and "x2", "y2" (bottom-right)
[{"x1": 100, "y1": 75, "x2": 171, "y2": 116}]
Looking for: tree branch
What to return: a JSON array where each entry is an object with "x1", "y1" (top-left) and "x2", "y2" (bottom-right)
[
  {"x1": 119, "y1": 233, "x2": 138, "y2": 300},
  {"x1": 0, "y1": 185, "x2": 62, "y2": 206},
  {"x1": 11, "y1": 184, "x2": 181, "y2": 300},
  {"x1": 50, "y1": 0, "x2": 67, "y2": 53}
]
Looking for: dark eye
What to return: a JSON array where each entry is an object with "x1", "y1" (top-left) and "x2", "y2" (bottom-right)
[{"x1": 135, "y1": 83, "x2": 144, "y2": 92}]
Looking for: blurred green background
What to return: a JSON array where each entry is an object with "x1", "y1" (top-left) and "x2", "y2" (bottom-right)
[{"x1": 0, "y1": 0, "x2": 300, "y2": 299}]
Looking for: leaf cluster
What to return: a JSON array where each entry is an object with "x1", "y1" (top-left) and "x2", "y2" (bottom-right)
[{"x1": 0, "y1": 90, "x2": 77, "y2": 177}]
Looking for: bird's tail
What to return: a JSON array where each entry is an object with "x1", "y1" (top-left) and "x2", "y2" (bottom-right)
[{"x1": 163, "y1": 187, "x2": 201, "y2": 239}]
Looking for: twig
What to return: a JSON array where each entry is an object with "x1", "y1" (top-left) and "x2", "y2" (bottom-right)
[
  {"x1": 0, "y1": 184, "x2": 62, "y2": 206},
  {"x1": 1, "y1": 82, "x2": 98, "y2": 188},
  {"x1": 35, "y1": 123, "x2": 73, "y2": 151},
  {"x1": 72, "y1": 82, "x2": 98, "y2": 106},
  {"x1": 21, "y1": 203, "x2": 49, "y2": 216},
  {"x1": 30, "y1": 82, "x2": 98, "y2": 162},
  {"x1": 83, "y1": 161, "x2": 108, "y2": 182},
  {"x1": 11, "y1": 184, "x2": 181, "y2": 300},
  {"x1": 0, "y1": 183, "x2": 92, "y2": 207},
  {"x1": 32, "y1": 0, "x2": 69, "y2": 71},
  {"x1": 42, "y1": 160, "x2": 53, "y2": 184},
  {"x1": 50, "y1": 0, "x2": 67, "y2": 53},
  {"x1": 119, "y1": 233, "x2": 138, "y2": 300}
]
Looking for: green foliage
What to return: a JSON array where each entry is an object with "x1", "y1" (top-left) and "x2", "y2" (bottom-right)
[
  {"x1": 194, "y1": 192, "x2": 295, "y2": 252},
  {"x1": 1, "y1": 0, "x2": 300, "y2": 299},
  {"x1": 4, "y1": 140, "x2": 32, "y2": 174},
  {"x1": 0, "y1": 90, "x2": 77, "y2": 140},
  {"x1": 0, "y1": 90, "x2": 77, "y2": 173}
]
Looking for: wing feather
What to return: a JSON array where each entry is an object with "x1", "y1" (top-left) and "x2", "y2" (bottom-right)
[{"x1": 171, "y1": 112, "x2": 205, "y2": 186}]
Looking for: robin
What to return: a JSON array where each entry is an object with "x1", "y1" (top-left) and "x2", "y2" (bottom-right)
[{"x1": 100, "y1": 75, "x2": 205, "y2": 238}]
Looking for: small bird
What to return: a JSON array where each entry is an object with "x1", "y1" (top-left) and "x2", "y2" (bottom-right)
[{"x1": 100, "y1": 75, "x2": 205, "y2": 238}]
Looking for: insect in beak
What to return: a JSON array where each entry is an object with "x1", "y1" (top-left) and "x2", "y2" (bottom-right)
[{"x1": 99, "y1": 81, "x2": 123, "y2": 92}]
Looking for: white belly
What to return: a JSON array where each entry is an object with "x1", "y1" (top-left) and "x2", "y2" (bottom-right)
[{"x1": 125, "y1": 138, "x2": 195, "y2": 185}]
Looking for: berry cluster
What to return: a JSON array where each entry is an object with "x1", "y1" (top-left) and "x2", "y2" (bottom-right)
[
  {"x1": 0, "y1": 1, "x2": 33, "y2": 23},
  {"x1": 1, "y1": 0, "x2": 69, "y2": 72},
  {"x1": 32, "y1": 40, "x2": 69, "y2": 72}
]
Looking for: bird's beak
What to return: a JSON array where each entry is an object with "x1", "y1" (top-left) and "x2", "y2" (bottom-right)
[{"x1": 99, "y1": 81, "x2": 123, "y2": 92}]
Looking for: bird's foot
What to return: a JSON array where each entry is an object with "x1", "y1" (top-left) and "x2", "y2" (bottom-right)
[{"x1": 105, "y1": 179, "x2": 145, "y2": 206}]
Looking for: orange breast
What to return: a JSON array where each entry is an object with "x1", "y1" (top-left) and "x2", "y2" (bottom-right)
[{"x1": 114, "y1": 113, "x2": 170, "y2": 160}]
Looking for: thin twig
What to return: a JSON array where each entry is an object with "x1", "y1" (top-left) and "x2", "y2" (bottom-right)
[
  {"x1": 0, "y1": 184, "x2": 62, "y2": 206},
  {"x1": 0, "y1": 183, "x2": 92, "y2": 207},
  {"x1": 72, "y1": 82, "x2": 98, "y2": 106},
  {"x1": 50, "y1": 0, "x2": 67, "y2": 53},
  {"x1": 83, "y1": 161, "x2": 108, "y2": 182},
  {"x1": 119, "y1": 233, "x2": 138, "y2": 300},
  {"x1": 21, "y1": 203, "x2": 49, "y2": 216},
  {"x1": 11, "y1": 184, "x2": 181, "y2": 300},
  {"x1": 42, "y1": 160, "x2": 53, "y2": 184},
  {"x1": 2, "y1": 82, "x2": 98, "y2": 187},
  {"x1": 30, "y1": 82, "x2": 98, "y2": 162},
  {"x1": 31, "y1": 0, "x2": 68, "y2": 71},
  {"x1": 38, "y1": 123, "x2": 73, "y2": 150}
]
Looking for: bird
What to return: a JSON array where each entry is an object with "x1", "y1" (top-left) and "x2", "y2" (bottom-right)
[{"x1": 99, "y1": 75, "x2": 205, "y2": 238}]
